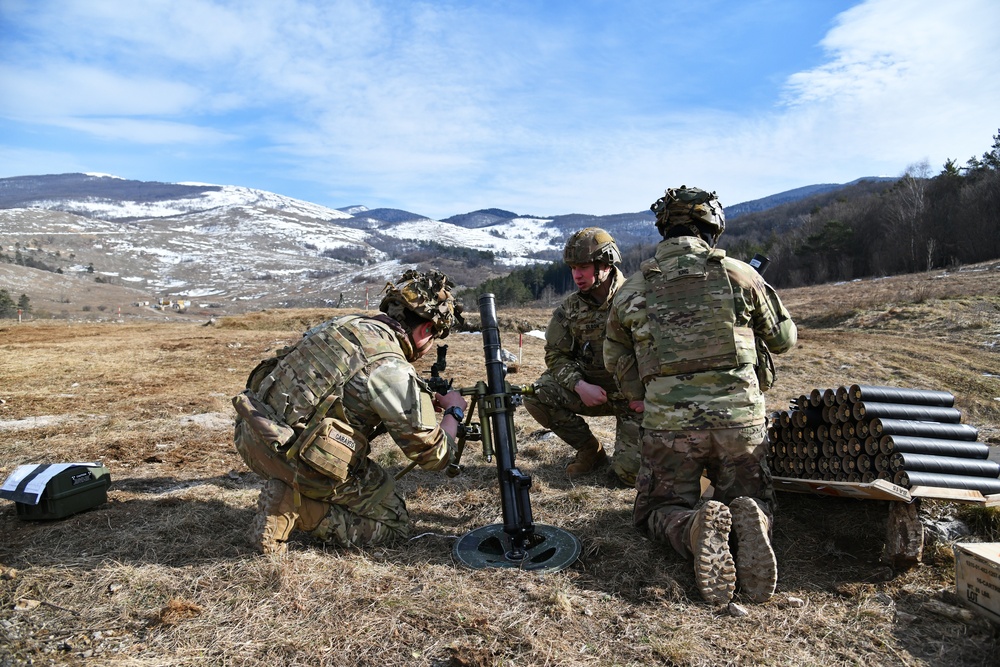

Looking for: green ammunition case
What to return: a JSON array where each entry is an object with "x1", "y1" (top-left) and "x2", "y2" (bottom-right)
[{"x1": 14, "y1": 465, "x2": 112, "y2": 520}]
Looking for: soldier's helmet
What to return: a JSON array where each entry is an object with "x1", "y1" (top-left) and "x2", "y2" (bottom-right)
[
  {"x1": 379, "y1": 269, "x2": 463, "y2": 338},
  {"x1": 650, "y1": 186, "x2": 726, "y2": 242},
  {"x1": 563, "y1": 227, "x2": 622, "y2": 267}
]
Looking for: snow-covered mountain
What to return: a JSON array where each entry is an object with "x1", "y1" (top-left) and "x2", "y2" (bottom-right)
[
  {"x1": 0, "y1": 172, "x2": 886, "y2": 318},
  {"x1": 0, "y1": 173, "x2": 580, "y2": 313}
]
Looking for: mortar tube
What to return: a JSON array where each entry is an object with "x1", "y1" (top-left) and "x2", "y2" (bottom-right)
[
  {"x1": 848, "y1": 384, "x2": 955, "y2": 407},
  {"x1": 809, "y1": 388, "x2": 824, "y2": 407},
  {"x1": 895, "y1": 470, "x2": 1000, "y2": 494},
  {"x1": 878, "y1": 435, "x2": 990, "y2": 459},
  {"x1": 869, "y1": 418, "x2": 978, "y2": 441},
  {"x1": 889, "y1": 452, "x2": 1000, "y2": 478},
  {"x1": 846, "y1": 438, "x2": 863, "y2": 458},
  {"x1": 822, "y1": 388, "x2": 837, "y2": 407},
  {"x1": 852, "y1": 401, "x2": 962, "y2": 424}
]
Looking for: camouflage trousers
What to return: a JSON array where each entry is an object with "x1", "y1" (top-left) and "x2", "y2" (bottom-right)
[
  {"x1": 523, "y1": 373, "x2": 642, "y2": 484},
  {"x1": 235, "y1": 418, "x2": 409, "y2": 548},
  {"x1": 634, "y1": 422, "x2": 774, "y2": 558}
]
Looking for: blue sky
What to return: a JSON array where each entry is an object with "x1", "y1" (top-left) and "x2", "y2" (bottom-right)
[{"x1": 1, "y1": 0, "x2": 998, "y2": 220}]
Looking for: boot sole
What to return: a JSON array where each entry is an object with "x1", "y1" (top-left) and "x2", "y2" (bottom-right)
[
  {"x1": 691, "y1": 501, "x2": 736, "y2": 604},
  {"x1": 731, "y1": 497, "x2": 777, "y2": 603}
]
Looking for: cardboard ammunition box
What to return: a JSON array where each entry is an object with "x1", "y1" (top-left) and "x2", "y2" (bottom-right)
[
  {"x1": 955, "y1": 542, "x2": 1000, "y2": 625},
  {"x1": 14, "y1": 465, "x2": 112, "y2": 520}
]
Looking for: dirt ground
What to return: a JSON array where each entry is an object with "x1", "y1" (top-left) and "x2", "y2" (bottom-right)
[{"x1": 1, "y1": 261, "x2": 1000, "y2": 666}]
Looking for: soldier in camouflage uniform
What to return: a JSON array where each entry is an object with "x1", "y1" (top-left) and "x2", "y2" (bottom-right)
[
  {"x1": 523, "y1": 228, "x2": 642, "y2": 486},
  {"x1": 604, "y1": 187, "x2": 796, "y2": 604},
  {"x1": 232, "y1": 269, "x2": 468, "y2": 554}
]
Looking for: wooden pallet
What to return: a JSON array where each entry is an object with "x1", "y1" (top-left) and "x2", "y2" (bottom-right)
[
  {"x1": 772, "y1": 476, "x2": 1000, "y2": 567},
  {"x1": 773, "y1": 476, "x2": 1000, "y2": 506}
]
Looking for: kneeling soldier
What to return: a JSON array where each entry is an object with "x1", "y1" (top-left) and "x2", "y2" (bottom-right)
[
  {"x1": 523, "y1": 227, "x2": 642, "y2": 487},
  {"x1": 233, "y1": 269, "x2": 468, "y2": 553}
]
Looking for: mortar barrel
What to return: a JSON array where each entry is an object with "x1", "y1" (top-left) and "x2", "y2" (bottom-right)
[
  {"x1": 852, "y1": 402, "x2": 962, "y2": 423},
  {"x1": 834, "y1": 439, "x2": 850, "y2": 458},
  {"x1": 822, "y1": 388, "x2": 837, "y2": 407},
  {"x1": 806, "y1": 441, "x2": 821, "y2": 459},
  {"x1": 821, "y1": 440, "x2": 837, "y2": 459},
  {"x1": 857, "y1": 421, "x2": 870, "y2": 438},
  {"x1": 847, "y1": 384, "x2": 955, "y2": 407},
  {"x1": 769, "y1": 457, "x2": 784, "y2": 475},
  {"x1": 889, "y1": 452, "x2": 1000, "y2": 477},
  {"x1": 878, "y1": 435, "x2": 990, "y2": 459},
  {"x1": 836, "y1": 386, "x2": 850, "y2": 405},
  {"x1": 856, "y1": 454, "x2": 873, "y2": 473},
  {"x1": 816, "y1": 424, "x2": 830, "y2": 441},
  {"x1": 863, "y1": 436, "x2": 880, "y2": 456},
  {"x1": 809, "y1": 388, "x2": 824, "y2": 407},
  {"x1": 845, "y1": 438, "x2": 863, "y2": 457},
  {"x1": 861, "y1": 471, "x2": 877, "y2": 483},
  {"x1": 793, "y1": 406, "x2": 824, "y2": 428},
  {"x1": 895, "y1": 470, "x2": 1000, "y2": 494},
  {"x1": 869, "y1": 418, "x2": 978, "y2": 441}
]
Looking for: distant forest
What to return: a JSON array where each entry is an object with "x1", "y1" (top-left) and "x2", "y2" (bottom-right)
[{"x1": 468, "y1": 130, "x2": 1000, "y2": 303}]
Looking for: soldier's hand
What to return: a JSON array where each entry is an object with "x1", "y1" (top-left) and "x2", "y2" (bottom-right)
[
  {"x1": 574, "y1": 380, "x2": 608, "y2": 407},
  {"x1": 435, "y1": 390, "x2": 468, "y2": 413},
  {"x1": 629, "y1": 400, "x2": 645, "y2": 413}
]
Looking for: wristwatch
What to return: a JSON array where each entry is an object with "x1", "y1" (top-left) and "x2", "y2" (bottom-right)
[{"x1": 443, "y1": 406, "x2": 465, "y2": 422}]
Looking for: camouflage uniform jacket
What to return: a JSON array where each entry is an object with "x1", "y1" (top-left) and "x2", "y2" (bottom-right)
[
  {"x1": 544, "y1": 267, "x2": 625, "y2": 395},
  {"x1": 253, "y1": 314, "x2": 455, "y2": 473},
  {"x1": 604, "y1": 237, "x2": 796, "y2": 430}
]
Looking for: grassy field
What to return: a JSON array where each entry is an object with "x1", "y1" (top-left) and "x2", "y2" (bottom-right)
[{"x1": 1, "y1": 261, "x2": 1000, "y2": 666}]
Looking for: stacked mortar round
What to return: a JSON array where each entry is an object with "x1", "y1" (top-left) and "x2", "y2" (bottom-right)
[{"x1": 767, "y1": 384, "x2": 1000, "y2": 494}]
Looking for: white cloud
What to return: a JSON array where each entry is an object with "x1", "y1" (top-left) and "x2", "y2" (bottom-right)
[
  {"x1": 1, "y1": 0, "x2": 998, "y2": 217},
  {"x1": 0, "y1": 64, "x2": 201, "y2": 118}
]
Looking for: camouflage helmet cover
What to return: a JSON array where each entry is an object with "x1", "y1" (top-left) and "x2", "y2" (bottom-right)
[
  {"x1": 650, "y1": 185, "x2": 726, "y2": 241},
  {"x1": 379, "y1": 269, "x2": 463, "y2": 338},
  {"x1": 562, "y1": 227, "x2": 622, "y2": 266}
]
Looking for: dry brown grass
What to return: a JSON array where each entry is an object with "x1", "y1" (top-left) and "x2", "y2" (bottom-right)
[{"x1": 2, "y1": 261, "x2": 1000, "y2": 666}]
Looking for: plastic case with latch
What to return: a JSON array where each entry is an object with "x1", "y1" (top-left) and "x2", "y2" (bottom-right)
[{"x1": 13, "y1": 465, "x2": 112, "y2": 520}]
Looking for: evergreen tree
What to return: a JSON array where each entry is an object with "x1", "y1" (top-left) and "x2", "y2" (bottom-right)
[{"x1": 0, "y1": 289, "x2": 15, "y2": 318}]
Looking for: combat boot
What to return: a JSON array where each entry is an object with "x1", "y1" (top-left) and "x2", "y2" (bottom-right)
[
  {"x1": 251, "y1": 479, "x2": 326, "y2": 555},
  {"x1": 730, "y1": 496, "x2": 777, "y2": 603},
  {"x1": 566, "y1": 437, "x2": 608, "y2": 477},
  {"x1": 687, "y1": 500, "x2": 737, "y2": 604}
]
